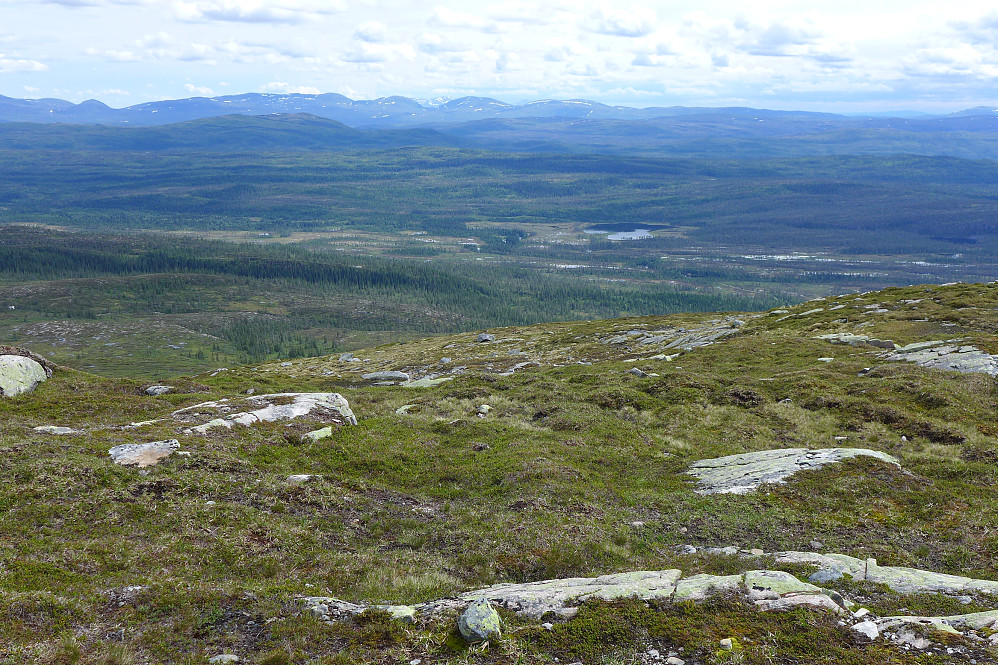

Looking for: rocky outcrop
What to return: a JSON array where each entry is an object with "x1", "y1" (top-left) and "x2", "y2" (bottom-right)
[
  {"x1": 109, "y1": 439, "x2": 179, "y2": 467},
  {"x1": 816, "y1": 332, "x2": 896, "y2": 349},
  {"x1": 687, "y1": 448, "x2": 901, "y2": 494},
  {"x1": 885, "y1": 342, "x2": 998, "y2": 376},
  {"x1": 174, "y1": 393, "x2": 357, "y2": 434},
  {"x1": 303, "y1": 552, "x2": 998, "y2": 654}
]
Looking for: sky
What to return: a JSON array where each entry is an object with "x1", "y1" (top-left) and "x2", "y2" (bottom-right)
[{"x1": 2, "y1": 0, "x2": 998, "y2": 113}]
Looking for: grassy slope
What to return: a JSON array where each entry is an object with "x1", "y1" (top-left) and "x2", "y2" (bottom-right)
[{"x1": 1, "y1": 282, "x2": 997, "y2": 664}]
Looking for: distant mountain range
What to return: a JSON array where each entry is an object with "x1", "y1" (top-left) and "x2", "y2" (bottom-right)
[{"x1": 2, "y1": 92, "x2": 997, "y2": 128}]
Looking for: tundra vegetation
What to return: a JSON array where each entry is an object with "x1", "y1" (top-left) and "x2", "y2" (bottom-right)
[{"x1": 1, "y1": 281, "x2": 997, "y2": 663}]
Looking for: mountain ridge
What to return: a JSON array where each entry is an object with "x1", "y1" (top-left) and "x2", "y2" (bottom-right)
[{"x1": 1, "y1": 91, "x2": 994, "y2": 128}]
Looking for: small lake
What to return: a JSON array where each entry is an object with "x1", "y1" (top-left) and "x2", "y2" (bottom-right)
[
  {"x1": 583, "y1": 223, "x2": 668, "y2": 241},
  {"x1": 585, "y1": 227, "x2": 655, "y2": 240}
]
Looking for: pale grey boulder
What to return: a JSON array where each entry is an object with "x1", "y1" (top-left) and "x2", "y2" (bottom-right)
[
  {"x1": 145, "y1": 385, "x2": 173, "y2": 396},
  {"x1": 109, "y1": 439, "x2": 179, "y2": 468},
  {"x1": 0, "y1": 355, "x2": 48, "y2": 397},
  {"x1": 362, "y1": 371, "x2": 410, "y2": 383}
]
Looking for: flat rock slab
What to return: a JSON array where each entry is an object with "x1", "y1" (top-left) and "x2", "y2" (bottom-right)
[
  {"x1": 885, "y1": 344, "x2": 998, "y2": 376},
  {"x1": 175, "y1": 392, "x2": 357, "y2": 433},
  {"x1": 462, "y1": 570, "x2": 683, "y2": 618},
  {"x1": 0, "y1": 355, "x2": 48, "y2": 397},
  {"x1": 33, "y1": 425, "x2": 78, "y2": 435},
  {"x1": 109, "y1": 439, "x2": 179, "y2": 467},
  {"x1": 687, "y1": 447, "x2": 900, "y2": 494}
]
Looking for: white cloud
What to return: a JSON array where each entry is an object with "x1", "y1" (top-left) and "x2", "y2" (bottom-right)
[
  {"x1": 588, "y1": 5, "x2": 657, "y2": 38},
  {"x1": 950, "y1": 11, "x2": 998, "y2": 44},
  {"x1": 0, "y1": 56, "x2": 48, "y2": 73},
  {"x1": 354, "y1": 21, "x2": 387, "y2": 43},
  {"x1": 262, "y1": 81, "x2": 321, "y2": 94},
  {"x1": 136, "y1": 32, "x2": 174, "y2": 49},
  {"x1": 429, "y1": 6, "x2": 495, "y2": 31},
  {"x1": 733, "y1": 16, "x2": 822, "y2": 56},
  {"x1": 184, "y1": 82, "x2": 214, "y2": 95},
  {"x1": 418, "y1": 32, "x2": 471, "y2": 54},
  {"x1": 174, "y1": 0, "x2": 342, "y2": 24},
  {"x1": 341, "y1": 41, "x2": 416, "y2": 63},
  {"x1": 23, "y1": 85, "x2": 40, "y2": 93},
  {"x1": 84, "y1": 47, "x2": 141, "y2": 62}
]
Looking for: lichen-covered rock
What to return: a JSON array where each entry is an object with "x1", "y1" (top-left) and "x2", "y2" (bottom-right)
[
  {"x1": 816, "y1": 332, "x2": 896, "y2": 349},
  {"x1": 0, "y1": 355, "x2": 48, "y2": 397},
  {"x1": 743, "y1": 570, "x2": 821, "y2": 601},
  {"x1": 687, "y1": 448, "x2": 900, "y2": 494},
  {"x1": 361, "y1": 371, "x2": 410, "y2": 383},
  {"x1": 672, "y1": 574, "x2": 741, "y2": 601},
  {"x1": 109, "y1": 439, "x2": 179, "y2": 467},
  {"x1": 885, "y1": 343, "x2": 998, "y2": 375},
  {"x1": 176, "y1": 392, "x2": 357, "y2": 433},
  {"x1": 303, "y1": 426, "x2": 334, "y2": 442},
  {"x1": 865, "y1": 559, "x2": 998, "y2": 594},
  {"x1": 462, "y1": 570, "x2": 683, "y2": 619},
  {"x1": 458, "y1": 599, "x2": 501, "y2": 643}
]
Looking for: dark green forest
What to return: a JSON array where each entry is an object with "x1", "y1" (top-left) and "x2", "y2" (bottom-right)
[{"x1": 0, "y1": 227, "x2": 782, "y2": 373}]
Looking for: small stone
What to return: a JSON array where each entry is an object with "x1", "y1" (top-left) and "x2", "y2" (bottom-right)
[
  {"x1": 628, "y1": 367, "x2": 647, "y2": 377},
  {"x1": 719, "y1": 638, "x2": 733, "y2": 651},
  {"x1": 477, "y1": 333, "x2": 496, "y2": 343},
  {"x1": 853, "y1": 608, "x2": 870, "y2": 618},
  {"x1": 477, "y1": 404, "x2": 492, "y2": 415},
  {"x1": 749, "y1": 548, "x2": 764, "y2": 556},
  {"x1": 894, "y1": 629, "x2": 931, "y2": 649},
  {"x1": 458, "y1": 598, "x2": 501, "y2": 643},
  {"x1": 287, "y1": 474, "x2": 314, "y2": 483},
  {"x1": 647, "y1": 648, "x2": 660, "y2": 659},
  {"x1": 410, "y1": 660, "x2": 422, "y2": 665},
  {"x1": 630, "y1": 521, "x2": 646, "y2": 528},
  {"x1": 667, "y1": 658, "x2": 685, "y2": 665},
  {"x1": 145, "y1": 385, "x2": 173, "y2": 396},
  {"x1": 541, "y1": 622, "x2": 554, "y2": 630},
  {"x1": 303, "y1": 426, "x2": 334, "y2": 442},
  {"x1": 852, "y1": 620, "x2": 879, "y2": 641},
  {"x1": 817, "y1": 357, "x2": 834, "y2": 362},
  {"x1": 339, "y1": 352, "x2": 355, "y2": 362},
  {"x1": 809, "y1": 540, "x2": 823, "y2": 550},
  {"x1": 677, "y1": 545, "x2": 697, "y2": 555},
  {"x1": 678, "y1": 526, "x2": 688, "y2": 534},
  {"x1": 208, "y1": 656, "x2": 239, "y2": 664}
]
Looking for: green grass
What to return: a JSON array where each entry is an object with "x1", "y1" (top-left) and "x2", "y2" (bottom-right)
[{"x1": 1, "y1": 282, "x2": 996, "y2": 663}]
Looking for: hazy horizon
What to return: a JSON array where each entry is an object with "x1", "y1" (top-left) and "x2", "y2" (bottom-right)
[{"x1": 2, "y1": 1, "x2": 997, "y2": 115}]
